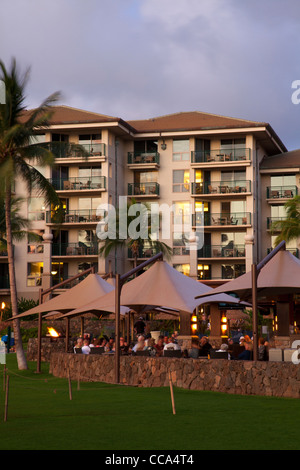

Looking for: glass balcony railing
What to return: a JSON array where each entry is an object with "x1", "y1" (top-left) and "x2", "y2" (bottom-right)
[
  {"x1": 267, "y1": 248, "x2": 299, "y2": 258},
  {"x1": 197, "y1": 245, "x2": 246, "y2": 258},
  {"x1": 127, "y1": 152, "x2": 160, "y2": 165},
  {"x1": 128, "y1": 246, "x2": 160, "y2": 259},
  {"x1": 191, "y1": 180, "x2": 251, "y2": 195},
  {"x1": 191, "y1": 148, "x2": 251, "y2": 163},
  {"x1": 44, "y1": 142, "x2": 106, "y2": 158},
  {"x1": 49, "y1": 176, "x2": 106, "y2": 191},
  {"x1": 52, "y1": 243, "x2": 98, "y2": 256},
  {"x1": 266, "y1": 186, "x2": 297, "y2": 199},
  {"x1": 128, "y1": 182, "x2": 160, "y2": 196},
  {"x1": 46, "y1": 209, "x2": 105, "y2": 224},
  {"x1": 266, "y1": 217, "x2": 286, "y2": 230},
  {"x1": 192, "y1": 212, "x2": 251, "y2": 226}
]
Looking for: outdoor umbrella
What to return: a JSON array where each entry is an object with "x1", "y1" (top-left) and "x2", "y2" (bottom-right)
[
  {"x1": 63, "y1": 260, "x2": 246, "y2": 318},
  {"x1": 195, "y1": 249, "x2": 300, "y2": 302},
  {"x1": 12, "y1": 273, "x2": 117, "y2": 318}
]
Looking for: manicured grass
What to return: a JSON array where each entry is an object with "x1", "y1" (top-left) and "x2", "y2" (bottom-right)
[{"x1": 0, "y1": 354, "x2": 300, "y2": 450}]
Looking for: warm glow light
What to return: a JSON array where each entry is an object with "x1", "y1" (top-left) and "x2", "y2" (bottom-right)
[
  {"x1": 47, "y1": 327, "x2": 59, "y2": 337},
  {"x1": 1, "y1": 302, "x2": 5, "y2": 310},
  {"x1": 191, "y1": 324, "x2": 197, "y2": 332},
  {"x1": 221, "y1": 315, "x2": 227, "y2": 324},
  {"x1": 191, "y1": 315, "x2": 197, "y2": 323},
  {"x1": 221, "y1": 324, "x2": 227, "y2": 333}
]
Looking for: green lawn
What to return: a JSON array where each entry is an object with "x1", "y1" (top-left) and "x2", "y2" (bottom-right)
[{"x1": 0, "y1": 354, "x2": 299, "y2": 450}]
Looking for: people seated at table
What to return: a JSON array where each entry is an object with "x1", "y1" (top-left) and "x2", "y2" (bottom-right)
[
  {"x1": 215, "y1": 343, "x2": 230, "y2": 359},
  {"x1": 164, "y1": 339, "x2": 181, "y2": 351},
  {"x1": 258, "y1": 337, "x2": 269, "y2": 361},
  {"x1": 236, "y1": 341, "x2": 253, "y2": 360},
  {"x1": 198, "y1": 336, "x2": 212, "y2": 357},
  {"x1": 132, "y1": 335, "x2": 146, "y2": 353},
  {"x1": 74, "y1": 337, "x2": 83, "y2": 352},
  {"x1": 188, "y1": 339, "x2": 200, "y2": 358},
  {"x1": 81, "y1": 339, "x2": 91, "y2": 355},
  {"x1": 120, "y1": 337, "x2": 129, "y2": 354},
  {"x1": 154, "y1": 336, "x2": 165, "y2": 357}
]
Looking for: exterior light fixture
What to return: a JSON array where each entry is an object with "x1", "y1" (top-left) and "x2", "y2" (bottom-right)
[
  {"x1": 161, "y1": 139, "x2": 167, "y2": 150},
  {"x1": 191, "y1": 314, "x2": 198, "y2": 334},
  {"x1": 220, "y1": 312, "x2": 228, "y2": 338}
]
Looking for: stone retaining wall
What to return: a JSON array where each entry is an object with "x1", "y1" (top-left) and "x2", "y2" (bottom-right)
[{"x1": 49, "y1": 353, "x2": 300, "y2": 399}]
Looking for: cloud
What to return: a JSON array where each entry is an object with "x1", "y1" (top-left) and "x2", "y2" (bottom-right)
[{"x1": 1, "y1": 0, "x2": 300, "y2": 150}]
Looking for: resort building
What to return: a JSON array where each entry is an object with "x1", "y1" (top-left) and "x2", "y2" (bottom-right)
[{"x1": 1, "y1": 106, "x2": 296, "y2": 305}]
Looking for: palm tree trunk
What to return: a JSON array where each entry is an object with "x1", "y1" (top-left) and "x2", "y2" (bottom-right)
[{"x1": 5, "y1": 182, "x2": 28, "y2": 370}]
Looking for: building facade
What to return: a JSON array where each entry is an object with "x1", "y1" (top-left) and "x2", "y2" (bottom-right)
[{"x1": 1, "y1": 106, "x2": 294, "y2": 304}]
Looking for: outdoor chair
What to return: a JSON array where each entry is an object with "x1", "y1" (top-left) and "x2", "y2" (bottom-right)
[
  {"x1": 271, "y1": 190, "x2": 279, "y2": 198},
  {"x1": 284, "y1": 190, "x2": 293, "y2": 198},
  {"x1": 208, "y1": 185, "x2": 217, "y2": 194},
  {"x1": 136, "y1": 350, "x2": 150, "y2": 356},
  {"x1": 268, "y1": 348, "x2": 283, "y2": 361},
  {"x1": 209, "y1": 349, "x2": 228, "y2": 359},
  {"x1": 283, "y1": 349, "x2": 297, "y2": 362},
  {"x1": 63, "y1": 180, "x2": 71, "y2": 190},
  {"x1": 90, "y1": 347, "x2": 104, "y2": 355},
  {"x1": 163, "y1": 350, "x2": 182, "y2": 358}
]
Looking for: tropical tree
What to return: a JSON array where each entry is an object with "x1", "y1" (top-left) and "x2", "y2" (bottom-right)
[
  {"x1": 99, "y1": 198, "x2": 173, "y2": 272},
  {"x1": 0, "y1": 58, "x2": 65, "y2": 369},
  {"x1": 271, "y1": 195, "x2": 300, "y2": 247}
]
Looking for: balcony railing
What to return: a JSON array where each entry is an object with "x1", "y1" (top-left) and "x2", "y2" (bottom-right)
[
  {"x1": 128, "y1": 246, "x2": 159, "y2": 259},
  {"x1": 191, "y1": 148, "x2": 251, "y2": 164},
  {"x1": 49, "y1": 176, "x2": 106, "y2": 191},
  {"x1": 127, "y1": 152, "x2": 160, "y2": 165},
  {"x1": 191, "y1": 180, "x2": 251, "y2": 195},
  {"x1": 197, "y1": 245, "x2": 246, "y2": 258},
  {"x1": 267, "y1": 247, "x2": 299, "y2": 258},
  {"x1": 128, "y1": 182, "x2": 160, "y2": 196},
  {"x1": 44, "y1": 142, "x2": 106, "y2": 158},
  {"x1": 52, "y1": 243, "x2": 98, "y2": 256},
  {"x1": 266, "y1": 186, "x2": 298, "y2": 199},
  {"x1": 192, "y1": 212, "x2": 251, "y2": 226},
  {"x1": 46, "y1": 209, "x2": 105, "y2": 224},
  {"x1": 266, "y1": 217, "x2": 285, "y2": 230}
]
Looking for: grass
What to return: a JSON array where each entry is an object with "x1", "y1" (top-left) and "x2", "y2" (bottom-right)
[{"x1": 0, "y1": 354, "x2": 300, "y2": 450}]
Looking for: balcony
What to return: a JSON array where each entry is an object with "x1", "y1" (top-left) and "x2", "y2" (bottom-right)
[
  {"x1": 44, "y1": 142, "x2": 106, "y2": 160},
  {"x1": 266, "y1": 186, "x2": 297, "y2": 200},
  {"x1": 191, "y1": 148, "x2": 251, "y2": 165},
  {"x1": 266, "y1": 217, "x2": 285, "y2": 230},
  {"x1": 128, "y1": 246, "x2": 159, "y2": 259},
  {"x1": 197, "y1": 244, "x2": 246, "y2": 258},
  {"x1": 192, "y1": 212, "x2": 251, "y2": 227},
  {"x1": 49, "y1": 176, "x2": 106, "y2": 192},
  {"x1": 52, "y1": 243, "x2": 98, "y2": 257},
  {"x1": 191, "y1": 180, "x2": 251, "y2": 196},
  {"x1": 268, "y1": 247, "x2": 299, "y2": 258},
  {"x1": 128, "y1": 182, "x2": 160, "y2": 197},
  {"x1": 127, "y1": 152, "x2": 160, "y2": 168},
  {"x1": 46, "y1": 210, "x2": 105, "y2": 225}
]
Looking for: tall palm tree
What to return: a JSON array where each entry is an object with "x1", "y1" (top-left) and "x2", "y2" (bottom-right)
[
  {"x1": 271, "y1": 195, "x2": 300, "y2": 247},
  {"x1": 99, "y1": 198, "x2": 172, "y2": 271},
  {"x1": 0, "y1": 58, "x2": 65, "y2": 369}
]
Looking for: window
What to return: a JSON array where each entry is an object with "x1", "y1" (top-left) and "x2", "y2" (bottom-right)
[
  {"x1": 134, "y1": 140, "x2": 158, "y2": 154},
  {"x1": 28, "y1": 198, "x2": 46, "y2": 221},
  {"x1": 173, "y1": 264, "x2": 190, "y2": 276},
  {"x1": 173, "y1": 232, "x2": 189, "y2": 255},
  {"x1": 27, "y1": 262, "x2": 43, "y2": 287},
  {"x1": 221, "y1": 138, "x2": 246, "y2": 149},
  {"x1": 79, "y1": 134, "x2": 102, "y2": 143},
  {"x1": 173, "y1": 202, "x2": 191, "y2": 226},
  {"x1": 197, "y1": 264, "x2": 211, "y2": 280},
  {"x1": 173, "y1": 170, "x2": 190, "y2": 192},
  {"x1": 172, "y1": 140, "x2": 189, "y2": 161},
  {"x1": 270, "y1": 174, "x2": 296, "y2": 187},
  {"x1": 51, "y1": 262, "x2": 68, "y2": 286},
  {"x1": 79, "y1": 166, "x2": 102, "y2": 178},
  {"x1": 27, "y1": 230, "x2": 44, "y2": 254},
  {"x1": 221, "y1": 170, "x2": 246, "y2": 182},
  {"x1": 78, "y1": 198, "x2": 102, "y2": 211},
  {"x1": 221, "y1": 264, "x2": 245, "y2": 279}
]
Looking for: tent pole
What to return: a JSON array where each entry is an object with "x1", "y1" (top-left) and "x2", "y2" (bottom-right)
[
  {"x1": 36, "y1": 289, "x2": 43, "y2": 373},
  {"x1": 115, "y1": 274, "x2": 121, "y2": 384},
  {"x1": 252, "y1": 264, "x2": 258, "y2": 361}
]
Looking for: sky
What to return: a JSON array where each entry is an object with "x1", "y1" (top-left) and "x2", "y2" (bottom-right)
[{"x1": 1, "y1": 0, "x2": 300, "y2": 151}]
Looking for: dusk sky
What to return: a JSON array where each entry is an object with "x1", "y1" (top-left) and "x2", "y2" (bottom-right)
[{"x1": 1, "y1": 0, "x2": 300, "y2": 151}]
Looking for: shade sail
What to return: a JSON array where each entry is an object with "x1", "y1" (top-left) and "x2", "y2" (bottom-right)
[
  {"x1": 63, "y1": 260, "x2": 245, "y2": 318},
  {"x1": 195, "y1": 249, "x2": 300, "y2": 301},
  {"x1": 13, "y1": 273, "x2": 116, "y2": 318}
]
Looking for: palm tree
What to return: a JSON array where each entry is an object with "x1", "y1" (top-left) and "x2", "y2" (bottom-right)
[
  {"x1": 271, "y1": 195, "x2": 300, "y2": 247},
  {"x1": 99, "y1": 198, "x2": 172, "y2": 272},
  {"x1": 0, "y1": 58, "x2": 65, "y2": 369}
]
